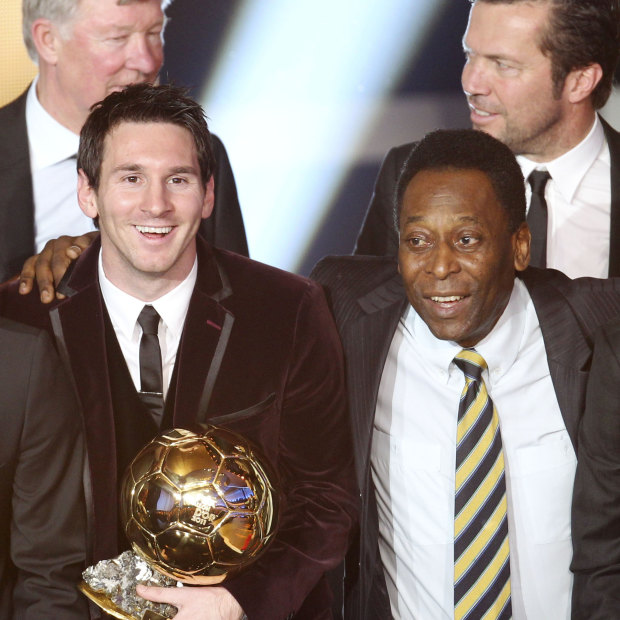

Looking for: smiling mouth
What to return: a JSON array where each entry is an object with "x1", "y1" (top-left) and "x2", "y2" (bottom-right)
[
  {"x1": 431, "y1": 295, "x2": 465, "y2": 303},
  {"x1": 135, "y1": 225, "x2": 173, "y2": 235}
]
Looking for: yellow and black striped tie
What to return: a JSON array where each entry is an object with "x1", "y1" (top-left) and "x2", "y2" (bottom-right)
[{"x1": 453, "y1": 349, "x2": 511, "y2": 620}]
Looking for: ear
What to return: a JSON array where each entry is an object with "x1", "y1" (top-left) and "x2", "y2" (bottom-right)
[
  {"x1": 31, "y1": 18, "x2": 63, "y2": 65},
  {"x1": 565, "y1": 63, "x2": 603, "y2": 105},
  {"x1": 201, "y1": 176, "x2": 215, "y2": 220},
  {"x1": 77, "y1": 170, "x2": 99, "y2": 219},
  {"x1": 512, "y1": 221, "x2": 530, "y2": 272}
]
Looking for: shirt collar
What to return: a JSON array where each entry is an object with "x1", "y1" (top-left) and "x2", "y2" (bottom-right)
[
  {"x1": 98, "y1": 249, "x2": 198, "y2": 342},
  {"x1": 25, "y1": 76, "x2": 80, "y2": 171},
  {"x1": 517, "y1": 115, "x2": 605, "y2": 204},
  {"x1": 405, "y1": 278, "x2": 530, "y2": 384}
]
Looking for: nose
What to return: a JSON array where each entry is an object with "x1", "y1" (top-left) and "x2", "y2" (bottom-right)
[
  {"x1": 426, "y1": 242, "x2": 460, "y2": 279},
  {"x1": 126, "y1": 34, "x2": 163, "y2": 79},
  {"x1": 143, "y1": 181, "x2": 171, "y2": 217},
  {"x1": 461, "y1": 56, "x2": 489, "y2": 97}
]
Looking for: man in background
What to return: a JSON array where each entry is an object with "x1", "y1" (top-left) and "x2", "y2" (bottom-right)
[
  {"x1": 314, "y1": 129, "x2": 620, "y2": 618},
  {"x1": 0, "y1": 0, "x2": 247, "y2": 283},
  {"x1": 0, "y1": 318, "x2": 88, "y2": 618},
  {"x1": 355, "y1": 0, "x2": 620, "y2": 279}
]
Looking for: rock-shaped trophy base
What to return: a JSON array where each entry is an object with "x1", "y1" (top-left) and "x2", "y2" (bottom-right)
[{"x1": 79, "y1": 550, "x2": 179, "y2": 619}]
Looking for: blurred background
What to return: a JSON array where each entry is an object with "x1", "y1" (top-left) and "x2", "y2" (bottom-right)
[{"x1": 2, "y1": 0, "x2": 620, "y2": 274}]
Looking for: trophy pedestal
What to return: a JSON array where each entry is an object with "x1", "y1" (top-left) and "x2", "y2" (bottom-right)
[{"x1": 79, "y1": 551, "x2": 178, "y2": 620}]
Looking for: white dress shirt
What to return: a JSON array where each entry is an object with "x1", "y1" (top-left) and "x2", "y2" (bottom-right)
[
  {"x1": 518, "y1": 115, "x2": 611, "y2": 278},
  {"x1": 372, "y1": 279, "x2": 575, "y2": 619},
  {"x1": 98, "y1": 251, "x2": 197, "y2": 400},
  {"x1": 25, "y1": 78, "x2": 97, "y2": 252}
]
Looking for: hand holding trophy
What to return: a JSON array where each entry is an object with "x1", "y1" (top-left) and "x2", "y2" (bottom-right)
[{"x1": 80, "y1": 427, "x2": 279, "y2": 619}]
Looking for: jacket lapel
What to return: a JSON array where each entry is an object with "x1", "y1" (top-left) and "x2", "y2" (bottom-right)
[
  {"x1": 51, "y1": 240, "x2": 119, "y2": 559},
  {"x1": 521, "y1": 269, "x2": 591, "y2": 449},
  {"x1": 170, "y1": 241, "x2": 235, "y2": 429},
  {"x1": 602, "y1": 116, "x2": 620, "y2": 277},
  {"x1": 0, "y1": 89, "x2": 35, "y2": 281},
  {"x1": 344, "y1": 271, "x2": 407, "y2": 489}
]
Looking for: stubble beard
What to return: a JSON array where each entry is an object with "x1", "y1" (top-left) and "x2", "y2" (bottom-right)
[{"x1": 480, "y1": 102, "x2": 565, "y2": 161}]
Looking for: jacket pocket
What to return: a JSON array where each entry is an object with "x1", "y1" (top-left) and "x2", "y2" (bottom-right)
[{"x1": 206, "y1": 392, "x2": 277, "y2": 427}]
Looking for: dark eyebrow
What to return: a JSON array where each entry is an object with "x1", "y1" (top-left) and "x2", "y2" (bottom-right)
[
  {"x1": 111, "y1": 163, "x2": 142, "y2": 174},
  {"x1": 168, "y1": 166, "x2": 199, "y2": 176},
  {"x1": 110, "y1": 164, "x2": 199, "y2": 176},
  {"x1": 402, "y1": 215, "x2": 482, "y2": 225}
]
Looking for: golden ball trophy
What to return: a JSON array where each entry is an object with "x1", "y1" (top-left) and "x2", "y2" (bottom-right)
[{"x1": 79, "y1": 427, "x2": 278, "y2": 619}]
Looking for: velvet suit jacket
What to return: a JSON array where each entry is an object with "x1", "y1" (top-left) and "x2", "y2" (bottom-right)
[
  {"x1": 0, "y1": 88, "x2": 248, "y2": 283},
  {"x1": 0, "y1": 318, "x2": 88, "y2": 619},
  {"x1": 311, "y1": 254, "x2": 620, "y2": 620},
  {"x1": 354, "y1": 117, "x2": 620, "y2": 277},
  {"x1": 0, "y1": 238, "x2": 357, "y2": 620}
]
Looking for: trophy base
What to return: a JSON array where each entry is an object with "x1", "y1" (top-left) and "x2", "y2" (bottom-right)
[
  {"x1": 79, "y1": 551, "x2": 178, "y2": 619},
  {"x1": 79, "y1": 581, "x2": 168, "y2": 620}
]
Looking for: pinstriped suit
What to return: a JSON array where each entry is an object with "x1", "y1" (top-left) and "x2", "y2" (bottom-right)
[{"x1": 311, "y1": 255, "x2": 620, "y2": 619}]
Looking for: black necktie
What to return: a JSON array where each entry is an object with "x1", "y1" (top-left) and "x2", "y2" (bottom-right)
[
  {"x1": 527, "y1": 170, "x2": 551, "y2": 268},
  {"x1": 137, "y1": 305, "x2": 164, "y2": 420}
]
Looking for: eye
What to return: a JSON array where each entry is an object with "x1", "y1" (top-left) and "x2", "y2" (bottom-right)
[
  {"x1": 169, "y1": 176, "x2": 187, "y2": 184},
  {"x1": 405, "y1": 236, "x2": 429, "y2": 250},
  {"x1": 124, "y1": 175, "x2": 139, "y2": 183},
  {"x1": 109, "y1": 34, "x2": 130, "y2": 43},
  {"x1": 458, "y1": 234, "x2": 480, "y2": 247},
  {"x1": 495, "y1": 59, "x2": 519, "y2": 74}
]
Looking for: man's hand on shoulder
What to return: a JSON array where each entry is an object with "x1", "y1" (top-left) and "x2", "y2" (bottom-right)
[
  {"x1": 136, "y1": 584, "x2": 245, "y2": 620},
  {"x1": 18, "y1": 232, "x2": 98, "y2": 302}
]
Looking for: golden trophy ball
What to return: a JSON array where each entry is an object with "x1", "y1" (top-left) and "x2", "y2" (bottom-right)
[{"x1": 80, "y1": 427, "x2": 279, "y2": 620}]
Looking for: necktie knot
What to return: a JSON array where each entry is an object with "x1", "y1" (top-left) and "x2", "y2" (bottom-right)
[
  {"x1": 453, "y1": 348, "x2": 486, "y2": 383},
  {"x1": 528, "y1": 169, "x2": 550, "y2": 197},
  {"x1": 138, "y1": 305, "x2": 160, "y2": 336}
]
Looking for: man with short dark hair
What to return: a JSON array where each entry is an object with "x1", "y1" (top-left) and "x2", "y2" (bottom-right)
[
  {"x1": 0, "y1": 0, "x2": 247, "y2": 284},
  {"x1": 355, "y1": 0, "x2": 620, "y2": 280},
  {"x1": 314, "y1": 128, "x2": 620, "y2": 618},
  {"x1": 0, "y1": 83, "x2": 356, "y2": 620}
]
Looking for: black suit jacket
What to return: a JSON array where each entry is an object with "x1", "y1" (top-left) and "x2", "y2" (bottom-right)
[
  {"x1": 311, "y1": 255, "x2": 620, "y2": 619},
  {"x1": 0, "y1": 238, "x2": 357, "y2": 620},
  {"x1": 0, "y1": 318, "x2": 88, "y2": 619},
  {"x1": 0, "y1": 88, "x2": 248, "y2": 283},
  {"x1": 571, "y1": 313, "x2": 620, "y2": 619},
  {"x1": 354, "y1": 117, "x2": 620, "y2": 277}
]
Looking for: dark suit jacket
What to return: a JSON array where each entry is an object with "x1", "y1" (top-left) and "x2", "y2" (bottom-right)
[
  {"x1": 571, "y1": 314, "x2": 620, "y2": 619},
  {"x1": 0, "y1": 238, "x2": 357, "y2": 620},
  {"x1": 0, "y1": 318, "x2": 88, "y2": 619},
  {"x1": 354, "y1": 117, "x2": 620, "y2": 277},
  {"x1": 0, "y1": 88, "x2": 248, "y2": 283},
  {"x1": 311, "y1": 254, "x2": 620, "y2": 619}
]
